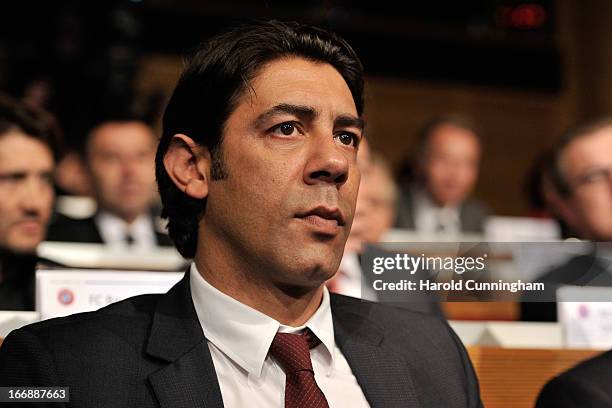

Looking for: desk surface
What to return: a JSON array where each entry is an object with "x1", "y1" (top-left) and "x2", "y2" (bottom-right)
[
  {"x1": 467, "y1": 346, "x2": 602, "y2": 408},
  {"x1": 443, "y1": 301, "x2": 520, "y2": 321}
]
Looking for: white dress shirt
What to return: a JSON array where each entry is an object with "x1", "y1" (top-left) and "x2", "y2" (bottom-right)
[
  {"x1": 189, "y1": 263, "x2": 370, "y2": 408},
  {"x1": 331, "y1": 252, "x2": 377, "y2": 301},
  {"x1": 95, "y1": 211, "x2": 157, "y2": 249},
  {"x1": 412, "y1": 187, "x2": 461, "y2": 235}
]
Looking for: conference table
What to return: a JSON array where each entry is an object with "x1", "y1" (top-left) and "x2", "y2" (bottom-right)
[{"x1": 467, "y1": 346, "x2": 602, "y2": 408}]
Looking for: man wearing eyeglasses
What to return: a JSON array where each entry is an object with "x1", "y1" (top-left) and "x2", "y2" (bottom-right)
[
  {"x1": 521, "y1": 118, "x2": 612, "y2": 322},
  {"x1": 534, "y1": 121, "x2": 612, "y2": 408}
]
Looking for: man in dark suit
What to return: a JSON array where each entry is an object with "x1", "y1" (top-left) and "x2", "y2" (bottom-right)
[
  {"x1": 0, "y1": 95, "x2": 61, "y2": 310},
  {"x1": 521, "y1": 118, "x2": 612, "y2": 321},
  {"x1": 46, "y1": 115, "x2": 172, "y2": 249},
  {"x1": 536, "y1": 349, "x2": 612, "y2": 407},
  {"x1": 521, "y1": 249, "x2": 612, "y2": 321},
  {"x1": 0, "y1": 21, "x2": 482, "y2": 407},
  {"x1": 396, "y1": 115, "x2": 489, "y2": 234},
  {"x1": 47, "y1": 212, "x2": 173, "y2": 247}
]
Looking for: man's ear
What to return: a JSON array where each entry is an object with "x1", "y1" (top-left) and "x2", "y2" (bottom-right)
[{"x1": 163, "y1": 134, "x2": 211, "y2": 199}]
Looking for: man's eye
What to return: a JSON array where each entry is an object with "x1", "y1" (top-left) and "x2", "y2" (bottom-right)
[
  {"x1": 272, "y1": 122, "x2": 298, "y2": 136},
  {"x1": 335, "y1": 132, "x2": 358, "y2": 147},
  {"x1": 0, "y1": 173, "x2": 26, "y2": 183},
  {"x1": 41, "y1": 173, "x2": 54, "y2": 186},
  {"x1": 580, "y1": 169, "x2": 609, "y2": 184}
]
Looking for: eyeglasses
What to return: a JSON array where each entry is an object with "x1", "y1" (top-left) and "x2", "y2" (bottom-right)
[{"x1": 571, "y1": 166, "x2": 612, "y2": 190}]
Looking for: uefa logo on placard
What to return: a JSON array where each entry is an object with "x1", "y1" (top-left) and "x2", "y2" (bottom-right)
[
  {"x1": 578, "y1": 303, "x2": 590, "y2": 319},
  {"x1": 57, "y1": 288, "x2": 75, "y2": 306}
]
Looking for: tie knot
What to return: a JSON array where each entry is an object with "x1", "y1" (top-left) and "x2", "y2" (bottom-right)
[
  {"x1": 269, "y1": 331, "x2": 319, "y2": 374},
  {"x1": 124, "y1": 232, "x2": 135, "y2": 246}
]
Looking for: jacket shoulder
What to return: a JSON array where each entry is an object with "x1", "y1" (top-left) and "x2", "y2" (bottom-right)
[
  {"x1": 331, "y1": 294, "x2": 482, "y2": 408},
  {"x1": 7, "y1": 293, "x2": 161, "y2": 349},
  {"x1": 330, "y1": 293, "x2": 453, "y2": 344},
  {"x1": 535, "y1": 254, "x2": 605, "y2": 284},
  {"x1": 46, "y1": 214, "x2": 102, "y2": 243},
  {"x1": 537, "y1": 350, "x2": 612, "y2": 407},
  {"x1": 459, "y1": 199, "x2": 490, "y2": 232}
]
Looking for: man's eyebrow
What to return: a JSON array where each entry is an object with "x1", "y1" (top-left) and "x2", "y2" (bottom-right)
[
  {"x1": 335, "y1": 115, "x2": 365, "y2": 131},
  {"x1": 254, "y1": 103, "x2": 317, "y2": 128},
  {"x1": 0, "y1": 171, "x2": 27, "y2": 180}
]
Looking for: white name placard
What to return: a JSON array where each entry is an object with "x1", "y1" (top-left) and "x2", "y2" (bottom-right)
[
  {"x1": 558, "y1": 286, "x2": 612, "y2": 349},
  {"x1": 36, "y1": 269, "x2": 183, "y2": 320},
  {"x1": 0, "y1": 311, "x2": 39, "y2": 338},
  {"x1": 450, "y1": 321, "x2": 562, "y2": 349}
]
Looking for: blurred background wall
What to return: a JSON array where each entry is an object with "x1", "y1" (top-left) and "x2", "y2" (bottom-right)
[{"x1": 1, "y1": 0, "x2": 611, "y2": 215}]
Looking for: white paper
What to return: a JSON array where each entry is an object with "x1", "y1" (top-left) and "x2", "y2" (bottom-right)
[
  {"x1": 36, "y1": 269, "x2": 183, "y2": 320},
  {"x1": 558, "y1": 286, "x2": 612, "y2": 349}
]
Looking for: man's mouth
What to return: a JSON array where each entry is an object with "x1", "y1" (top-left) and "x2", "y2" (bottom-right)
[
  {"x1": 15, "y1": 220, "x2": 42, "y2": 234},
  {"x1": 295, "y1": 206, "x2": 345, "y2": 235}
]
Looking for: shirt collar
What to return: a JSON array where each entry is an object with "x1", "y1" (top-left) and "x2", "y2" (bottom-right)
[
  {"x1": 95, "y1": 211, "x2": 154, "y2": 246},
  {"x1": 413, "y1": 184, "x2": 459, "y2": 212},
  {"x1": 189, "y1": 263, "x2": 336, "y2": 377}
]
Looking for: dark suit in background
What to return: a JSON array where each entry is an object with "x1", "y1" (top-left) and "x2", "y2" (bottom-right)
[
  {"x1": 0, "y1": 273, "x2": 482, "y2": 408},
  {"x1": 521, "y1": 253, "x2": 612, "y2": 322},
  {"x1": 360, "y1": 244, "x2": 444, "y2": 317},
  {"x1": 395, "y1": 186, "x2": 489, "y2": 233},
  {"x1": 536, "y1": 349, "x2": 612, "y2": 407},
  {"x1": 0, "y1": 253, "x2": 37, "y2": 311},
  {"x1": 0, "y1": 253, "x2": 61, "y2": 311},
  {"x1": 46, "y1": 213, "x2": 174, "y2": 247}
]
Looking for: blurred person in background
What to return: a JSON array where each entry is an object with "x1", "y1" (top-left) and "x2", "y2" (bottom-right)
[
  {"x1": 328, "y1": 141, "x2": 397, "y2": 299},
  {"x1": 396, "y1": 115, "x2": 489, "y2": 235},
  {"x1": 524, "y1": 150, "x2": 576, "y2": 238},
  {"x1": 330, "y1": 142, "x2": 442, "y2": 315},
  {"x1": 345, "y1": 153, "x2": 398, "y2": 252},
  {"x1": 522, "y1": 118, "x2": 612, "y2": 321},
  {"x1": 46, "y1": 114, "x2": 172, "y2": 249},
  {"x1": 550, "y1": 118, "x2": 612, "y2": 242},
  {"x1": 0, "y1": 95, "x2": 60, "y2": 310}
]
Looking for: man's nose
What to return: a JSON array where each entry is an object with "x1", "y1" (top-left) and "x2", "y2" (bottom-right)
[
  {"x1": 121, "y1": 159, "x2": 140, "y2": 178},
  {"x1": 19, "y1": 177, "x2": 46, "y2": 214},
  {"x1": 303, "y1": 134, "x2": 350, "y2": 188}
]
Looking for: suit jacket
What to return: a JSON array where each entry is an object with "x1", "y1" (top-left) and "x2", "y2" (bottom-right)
[
  {"x1": 521, "y1": 253, "x2": 612, "y2": 322},
  {"x1": 360, "y1": 244, "x2": 444, "y2": 317},
  {"x1": 536, "y1": 349, "x2": 612, "y2": 407},
  {"x1": 0, "y1": 253, "x2": 37, "y2": 311},
  {"x1": 0, "y1": 253, "x2": 62, "y2": 311},
  {"x1": 0, "y1": 273, "x2": 482, "y2": 408},
  {"x1": 46, "y1": 213, "x2": 174, "y2": 247},
  {"x1": 395, "y1": 185, "x2": 489, "y2": 233}
]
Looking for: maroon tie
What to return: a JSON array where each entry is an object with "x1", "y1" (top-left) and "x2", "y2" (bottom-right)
[{"x1": 269, "y1": 331, "x2": 329, "y2": 408}]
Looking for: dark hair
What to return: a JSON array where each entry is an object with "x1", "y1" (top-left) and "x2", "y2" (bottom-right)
[
  {"x1": 415, "y1": 114, "x2": 481, "y2": 161},
  {"x1": 75, "y1": 98, "x2": 155, "y2": 157},
  {"x1": 0, "y1": 93, "x2": 62, "y2": 161},
  {"x1": 155, "y1": 20, "x2": 365, "y2": 258},
  {"x1": 524, "y1": 150, "x2": 556, "y2": 210},
  {"x1": 552, "y1": 117, "x2": 612, "y2": 197}
]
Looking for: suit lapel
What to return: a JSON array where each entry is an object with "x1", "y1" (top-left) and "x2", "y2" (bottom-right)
[
  {"x1": 86, "y1": 215, "x2": 105, "y2": 243},
  {"x1": 332, "y1": 296, "x2": 421, "y2": 408},
  {"x1": 146, "y1": 273, "x2": 224, "y2": 408},
  {"x1": 148, "y1": 342, "x2": 223, "y2": 408}
]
